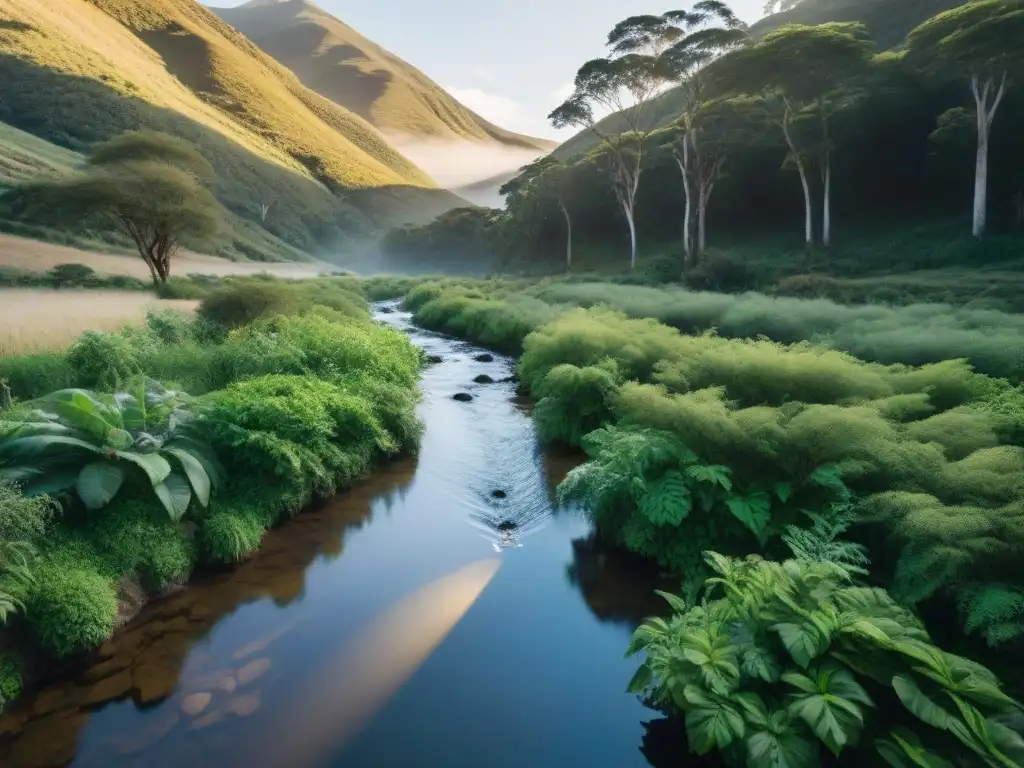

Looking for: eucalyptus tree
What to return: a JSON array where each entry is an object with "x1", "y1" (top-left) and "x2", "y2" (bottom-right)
[
  {"x1": 905, "y1": 0, "x2": 1024, "y2": 238},
  {"x1": 549, "y1": 18, "x2": 682, "y2": 268},
  {"x1": 711, "y1": 23, "x2": 874, "y2": 246},
  {"x1": 658, "y1": 2, "x2": 748, "y2": 263},
  {"x1": 500, "y1": 155, "x2": 580, "y2": 271}
]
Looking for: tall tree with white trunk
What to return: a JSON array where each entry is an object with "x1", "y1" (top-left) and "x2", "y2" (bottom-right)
[
  {"x1": 550, "y1": 16, "x2": 682, "y2": 269},
  {"x1": 905, "y1": 0, "x2": 1024, "y2": 238},
  {"x1": 500, "y1": 155, "x2": 580, "y2": 272},
  {"x1": 710, "y1": 23, "x2": 874, "y2": 247}
]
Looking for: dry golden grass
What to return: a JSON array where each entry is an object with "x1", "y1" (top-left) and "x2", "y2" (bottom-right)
[
  {"x1": 0, "y1": 289, "x2": 197, "y2": 355},
  {"x1": 0, "y1": 234, "x2": 330, "y2": 279}
]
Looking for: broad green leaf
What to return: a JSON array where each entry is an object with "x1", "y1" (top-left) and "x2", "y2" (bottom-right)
[
  {"x1": 742, "y1": 643, "x2": 782, "y2": 682},
  {"x1": 105, "y1": 428, "x2": 134, "y2": 451},
  {"x1": 747, "y1": 726, "x2": 819, "y2": 768},
  {"x1": 44, "y1": 389, "x2": 118, "y2": 438},
  {"x1": 726, "y1": 492, "x2": 773, "y2": 544},
  {"x1": 626, "y1": 662, "x2": 654, "y2": 694},
  {"x1": 638, "y1": 470, "x2": 692, "y2": 526},
  {"x1": 76, "y1": 461, "x2": 125, "y2": 510},
  {"x1": 654, "y1": 589, "x2": 688, "y2": 613},
  {"x1": 22, "y1": 465, "x2": 80, "y2": 495},
  {"x1": 686, "y1": 463, "x2": 733, "y2": 491},
  {"x1": 116, "y1": 451, "x2": 171, "y2": 487},
  {"x1": 686, "y1": 698, "x2": 746, "y2": 754},
  {"x1": 809, "y1": 464, "x2": 845, "y2": 490},
  {"x1": 773, "y1": 622, "x2": 827, "y2": 668},
  {"x1": 782, "y1": 671, "x2": 819, "y2": 694},
  {"x1": 987, "y1": 718, "x2": 1024, "y2": 766},
  {"x1": 153, "y1": 471, "x2": 191, "y2": 522},
  {"x1": 787, "y1": 692, "x2": 862, "y2": 756},
  {"x1": 876, "y1": 728, "x2": 955, "y2": 768},
  {"x1": 0, "y1": 435, "x2": 102, "y2": 457},
  {"x1": 892, "y1": 676, "x2": 952, "y2": 729},
  {"x1": 164, "y1": 447, "x2": 211, "y2": 507},
  {"x1": 773, "y1": 481, "x2": 793, "y2": 503}
]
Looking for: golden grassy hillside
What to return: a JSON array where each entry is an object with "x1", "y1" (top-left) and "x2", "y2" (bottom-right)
[
  {"x1": 0, "y1": 0, "x2": 465, "y2": 261},
  {"x1": 211, "y1": 0, "x2": 557, "y2": 151}
]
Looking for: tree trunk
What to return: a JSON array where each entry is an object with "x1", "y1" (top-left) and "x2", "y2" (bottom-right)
[
  {"x1": 781, "y1": 100, "x2": 814, "y2": 247},
  {"x1": 822, "y1": 150, "x2": 832, "y2": 248},
  {"x1": 625, "y1": 204, "x2": 638, "y2": 270},
  {"x1": 697, "y1": 194, "x2": 708, "y2": 259},
  {"x1": 559, "y1": 200, "x2": 572, "y2": 271},
  {"x1": 970, "y1": 73, "x2": 1007, "y2": 239},
  {"x1": 674, "y1": 141, "x2": 693, "y2": 264}
]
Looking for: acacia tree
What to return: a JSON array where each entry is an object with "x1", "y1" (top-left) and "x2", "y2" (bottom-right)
[
  {"x1": 501, "y1": 155, "x2": 580, "y2": 271},
  {"x1": 20, "y1": 132, "x2": 219, "y2": 284},
  {"x1": 550, "y1": 21, "x2": 680, "y2": 268},
  {"x1": 905, "y1": 0, "x2": 1024, "y2": 238},
  {"x1": 712, "y1": 23, "x2": 874, "y2": 246}
]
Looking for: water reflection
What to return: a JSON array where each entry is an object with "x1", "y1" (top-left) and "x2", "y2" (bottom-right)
[{"x1": 0, "y1": 305, "x2": 663, "y2": 768}]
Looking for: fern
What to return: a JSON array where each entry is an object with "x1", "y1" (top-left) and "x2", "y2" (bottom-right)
[
  {"x1": 960, "y1": 584, "x2": 1024, "y2": 648},
  {"x1": 783, "y1": 502, "x2": 870, "y2": 577},
  {"x1": 638, "y1": 470, "x2": 693, "y2": 526}
]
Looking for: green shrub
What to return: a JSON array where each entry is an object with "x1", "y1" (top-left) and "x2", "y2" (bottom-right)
[
  {"x1": 0, "y1": 653, "x2": 21, "y2": 712},
  {"x1": 0, "y1": 352, "x2": 74, "y2": 402},
  {"x1": 533, "y1": 361, "x2": 621, "y2": 446},
  {"x1": 198, "y1": 280, "x2": 299, "y2": 332},
  {"x1": 145, "y1": 308, "x2": 195, "y2": 345},
  {"x1": 26, "y1": 564, "x2": 117, "y2": 658},
  {"x1": 197, "y1": 506, "x2": 267, "y2": 564},
  {"x1": 0, "y1": 478, "x2": 53, "y2": 542},
  {"x1": 155, "y1": 276, "x2": 211, "y2": 300},
  {"x1": 46, "y1": 263, "x2": 97, "y2": 288},
  {"x1": 66, "y1": 330, "x2": 141, "y2": 390},
  {"x1": 683, "y1": 252, "x2": 758, "y2": 292},
  {"x1": 628, "y1": 553, "x2": 1024, "y2": 766}
]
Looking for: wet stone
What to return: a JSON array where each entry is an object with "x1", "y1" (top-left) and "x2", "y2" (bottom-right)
[
  {"x1": 189, "y1": 710, "x2": 225, "y2": 731},
  {"x1": 78, "y1": 652, "x2": 134, "y2": 685},
  {"x1": 225, "y1": 691, "x2": 261, "y2": 717},
  {"x1": 84, "y1": 668, "x2": 133, "y2": 706},
  {"x1": 452, "y1": 393, "x2": 473, "y2": 402},
  {"x1": 132, "y1": 662, "x2": 179, "y2": 705},
  {"x1": 426, "y1": 354, "x2": 443, "y2": 364},
  {"x1": 181, "y1": 692, "x2": 212, "y2": 717},
  {"x1": 473, "y1": 353, "x2": 495, "y2": 362},
  {"x1": 473, "y1": 374, "x2": 495, "y2": 384},
  {"x1": 217, "y1": 675, "x2": 237, "y2": 694},
  {"x1": 491, "y1": 490, "x2": 507, "y2": 499},
  {"x1": 236, "y1": 657, "x2": 271, "y2": 686}
]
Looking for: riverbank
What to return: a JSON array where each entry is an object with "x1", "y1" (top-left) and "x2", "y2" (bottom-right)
[
  {"x1": 0, "y1": 301, "x2": 665, "y2": 768},
  {"x1": 0, "y1": 277, "x2": 423, "y2": 711},
  {"x1": 390, "y1": 278, "x2": 1024, "y2": 765}
]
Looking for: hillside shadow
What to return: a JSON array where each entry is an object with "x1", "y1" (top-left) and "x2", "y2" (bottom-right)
[{"x1": 136, "y1": 23, "x2": 219, "y2": 96}]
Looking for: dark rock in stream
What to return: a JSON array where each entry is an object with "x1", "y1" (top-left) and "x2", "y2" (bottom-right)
[
  {"x1": 452, "y1": 393, "x2": 473, "y2": 402},
  {"x1": 473, "y1": 353, "x2": 494, "y2": 362},
  {"x1": 496, "y1": 520, "x2": 518, "y2": 532},
  {"x1": 379, "y1": 307, "x2": 394, "y2": 314},
  {"x1": 491, "y1": 490, "x2": 507, "y2": 499},
  {"x1": 473, "y1": 374, "x2": 495, "y2": 384},
  {"x1": 426, "y1": 355, "x2": 443, "y2": 364}
]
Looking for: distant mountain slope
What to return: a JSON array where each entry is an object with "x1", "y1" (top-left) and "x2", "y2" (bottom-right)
[
  {"x1": 555, "y1": 0, "x2": 958, "y2": 160},
  {"x1": 210, "y1": 0, "x2": 556, "y2": 152},
  {"x1": 0, "y1": 0, "x2": 465, "y2": 261}
]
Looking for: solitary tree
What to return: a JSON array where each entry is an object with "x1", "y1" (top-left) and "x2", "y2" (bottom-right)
[
  {"x1": 550, "y1": 20, "x2": 680, "y2": 268},
  {"x1": 905, "y1": 0, "x2": 1024, "y2": 238},
  {"x1": 712, "y1": 23, "x2": 874, "y2": 246},
  {"x1": 19, "y1": 132, "x2": 219, "y2": 284},
  {"x1": 501, "y1": 155, "x2": 580, "y2": 271}
]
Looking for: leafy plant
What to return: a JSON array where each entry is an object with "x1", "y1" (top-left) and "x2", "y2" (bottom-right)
[
  {"x1": 0, "y1": 480, "x2": 54, "y2": 624},
  {"x1": 627, "y1": 553, "x2": 1024, "y2": 767},
  {"x1": 66, "y1": 330, "x2": 141, "y2": 390},
  {"x1": 557, "y1": 425, "x2": 848, "y2": 591},
  {"x1": 533, "y1": 360, "x2": 621, "y2": 445},
  {"x1": 0, "y1": 377, "x2": 220, "y2": 520},
  {"x1": 25, "y1": 564, "x2": 117, "y2": 658}
]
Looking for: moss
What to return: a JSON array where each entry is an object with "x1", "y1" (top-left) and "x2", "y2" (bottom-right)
[
  {"x1": 25, "y1": 565, "x2": 118, "y2": 658},
  {"x1": 0, "y1": 652, "x2": 21, "y2": 711},
  {"x1": 197, "y1": 507, "x2": 267, "y2": 565}
]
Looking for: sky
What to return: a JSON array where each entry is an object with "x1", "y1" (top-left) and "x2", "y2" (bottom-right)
[{"x1": 215, "y1": 0, "x2": 768, "y2": 140}]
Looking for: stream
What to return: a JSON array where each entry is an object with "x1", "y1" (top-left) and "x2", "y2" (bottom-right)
[{"x1": 0, "y1": 302, "x2": 678, "y2": 767}]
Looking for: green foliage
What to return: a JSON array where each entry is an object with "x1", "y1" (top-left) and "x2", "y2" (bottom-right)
[
  {"x1": 45, "y1": 263, "x2": 97, "y2": 288},
  {"x1": 0, "y1": 480, "x2": 53, "y2": 624},
  {"x1": 0, "y1": 352, "x2": 74, "y2": 403},
  {"x1": 628, "y1": 553, "x2": 1024, "y2": 766},
  {"x1": 782, "y1": 501, "x2": 870, "y2": 576},
  {"x1": 88, "y1": 131, "x2": 215, "y2": 181},
  {"x1": 533, "y1": 360, "x2": 622, "y2": 445},
  {"x1": 0, "y1": 378, "x2": 220, "y2": 520},
  {"x1": 25, "y1": 564, "x2": 117, "y2": 658},
  {"x1": 0, "y1": 653, "x2": 21, "y2": 712},
  {"x1": 197, "y1": 506, "x2": 267, "y2": 565},
  {"x1": 66, "y1": 330, "x2": 141, "y2": 391}
]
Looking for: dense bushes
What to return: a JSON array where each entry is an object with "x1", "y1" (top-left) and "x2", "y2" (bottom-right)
[{"x1": 0, "y1": 277, "x2": 423, "y2": 671}]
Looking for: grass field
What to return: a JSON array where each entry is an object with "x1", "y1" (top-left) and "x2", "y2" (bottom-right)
[{"x1": 0, "y1": 289, "x2": 197, "y2": 355}]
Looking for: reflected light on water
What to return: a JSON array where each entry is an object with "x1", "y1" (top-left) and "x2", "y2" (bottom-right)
[{"x1": 251, "y1": 557, "x2": 502, "y2": 767}]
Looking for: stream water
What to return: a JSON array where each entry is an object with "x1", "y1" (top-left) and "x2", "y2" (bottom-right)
[{"x1": 0, "y1": 303, "x2": 678, "y2": 768}]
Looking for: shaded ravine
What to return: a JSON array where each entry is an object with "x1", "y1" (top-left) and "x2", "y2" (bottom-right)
[{"x1": 0, "y1": 303, "x2": 669, "y2": 768}]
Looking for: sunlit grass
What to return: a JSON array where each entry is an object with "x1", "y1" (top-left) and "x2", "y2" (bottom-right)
[{"x1": 0, "y1": 289, "x2": 197, "y2": 355}]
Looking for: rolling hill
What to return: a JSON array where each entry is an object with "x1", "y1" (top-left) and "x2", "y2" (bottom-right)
[
  {"x1": 0, "y1": 0, "x2": 467, "y2": 262},
  {"x1": 209, "y1": 0, "x2": 556, "y2": 152},
  {"x1": 554, "y1": 0, "x2": 959, "y2": 160}
]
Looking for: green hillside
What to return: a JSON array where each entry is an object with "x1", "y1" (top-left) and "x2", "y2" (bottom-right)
[
  {"x1": 210, "y1": 0, "x2": 556, "y2": 151},
  {"x1": 555, "y1": 0, "x2": 959, "y2": 159},
  {"x1": 0, "y1": 0, "x2": 467, "y2": 261}
]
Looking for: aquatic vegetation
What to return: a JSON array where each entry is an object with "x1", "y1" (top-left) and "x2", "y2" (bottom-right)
[
  {"x1": 0, "y1": 378, "x2": 220, "y2": 520},
  {"x1": 627, "y1": 553, "x2": 1024, "y2": 767}
]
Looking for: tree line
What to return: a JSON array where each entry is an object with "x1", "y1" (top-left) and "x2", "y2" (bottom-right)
[{"x1": 383, "y1": 0, "x2": 1024, "y2": 275}]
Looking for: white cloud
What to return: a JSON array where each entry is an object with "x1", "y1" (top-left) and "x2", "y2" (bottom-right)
[
  {"x1": 550, "y1": 82, "x2": 575, "y2": 105},
  {"x1": 472, "y1": 67, "x2": 496, "y2": 83},
  {"x1": 444, "y1": 86, "x2": 523, "y2": 126}
]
